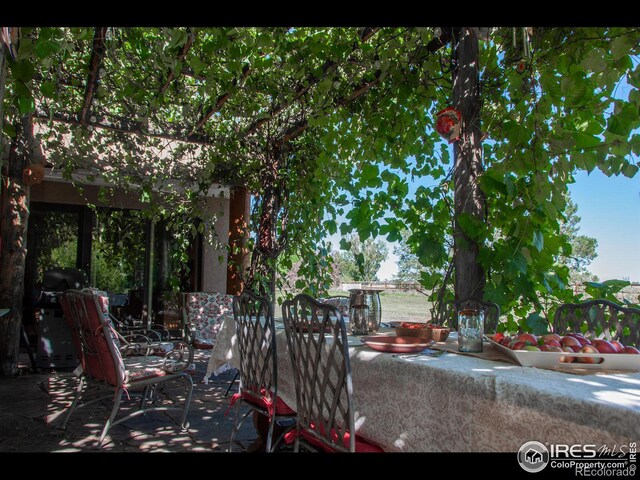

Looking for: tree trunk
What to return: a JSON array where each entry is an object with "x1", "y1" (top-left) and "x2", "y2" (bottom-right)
[
  {"x1": 0, "y1": 44, "x2": 5, "y2": 161},
  {"x1": 0, "y1": 115, "x2": 33, "y2": 376},
  {"x1": 452, "y1": 27, "x2": 485, "y2": 301},
  {"x1": 246, "y1": 144, "x2": 288, "y2": 302}
]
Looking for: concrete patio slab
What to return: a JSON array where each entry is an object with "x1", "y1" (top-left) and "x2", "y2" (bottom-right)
[{"x1": 0, "y1": 351, "x2": 259, "y2": 453}]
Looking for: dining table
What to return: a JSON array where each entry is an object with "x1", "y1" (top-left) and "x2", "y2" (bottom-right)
[{"x1": 206, "y1": 316, "x2": 640, "y2": 452}]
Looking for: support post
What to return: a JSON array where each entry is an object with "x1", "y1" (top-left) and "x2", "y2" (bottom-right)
[{"x1": 452, "y1": 27, "x2": 486, "y2": 301}]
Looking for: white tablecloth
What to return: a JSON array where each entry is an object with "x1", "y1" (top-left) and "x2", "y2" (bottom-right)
[{"x1": 207, "y1": 316, "x2": 640, "y2": 452}]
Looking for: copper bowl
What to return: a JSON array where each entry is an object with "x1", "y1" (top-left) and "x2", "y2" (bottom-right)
[
  {"x1": 430, "y1": 327, "x2": 450, "y2": 342},
  {"x1": 395, "y1": 324, "x2": 433, "y2": 340}
]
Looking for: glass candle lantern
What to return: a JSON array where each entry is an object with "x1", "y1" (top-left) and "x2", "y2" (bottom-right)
[
  {"x1": 348, "y1": 289, "x2": 382, "y2": 333},
  {"x1": 458, "y1": 308, "x2": 484, "y2": 353}
]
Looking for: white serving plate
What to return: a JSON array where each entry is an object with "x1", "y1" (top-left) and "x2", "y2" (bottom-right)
[{"x1": 487, "y1": 336, "x2": 640, "y2": 370}]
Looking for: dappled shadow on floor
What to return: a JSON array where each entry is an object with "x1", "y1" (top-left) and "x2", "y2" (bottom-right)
[{"x1": 0, "y1": 352, "x2": 259, "y2": 452}]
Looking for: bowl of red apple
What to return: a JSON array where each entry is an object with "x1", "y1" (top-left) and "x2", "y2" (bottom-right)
[{"x1": 395, "y1": 322, "x2": 450, "y2": 342}]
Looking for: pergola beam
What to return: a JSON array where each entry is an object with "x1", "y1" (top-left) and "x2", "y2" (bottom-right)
[
  {"x1": 277, "y1": 72, "x2": 381, "y2": 145},
  {"x1": 157, "y1": 29, "x2": 196, "y2": 99},
  {"x1": 35, "y1": 110, "x2": 217, "y2": 146},
  {"x1": 191, "y1": 64, "x2": 251, "y2": 133},
  {"x1": 277, "y1": 27, "x2": 453, "y2": 145},
  {"x1": 244, "y1": 59, "x2": 335, "y2": 137},
  {"x1": 79, "y1": 27, "x2": 108, "y2": 126},
  {"x1": 48, "y1": 28, "x2": 455, "y2": 151},
  {"x1": 359, "y1": 27, "x2": 380, "y2": 42},
  {"x1": 243, "y1": 28, "x2": 381, "y2": 138}
]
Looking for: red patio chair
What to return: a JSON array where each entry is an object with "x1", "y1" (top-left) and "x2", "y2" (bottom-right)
[
  {"x1": 281, "y1": 294, "x2": 384, "y2": 453},
  {"x1": 59, "y1": 289, "x2": 194, "y2": 446},
  {"x1": 228, "y1": 291, "x2": 296, "y2": 452}
]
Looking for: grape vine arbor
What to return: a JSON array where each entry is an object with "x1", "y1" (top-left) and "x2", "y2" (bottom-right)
[{"x1": 1, "y1": 27, "x2": 639, "y2": 375}]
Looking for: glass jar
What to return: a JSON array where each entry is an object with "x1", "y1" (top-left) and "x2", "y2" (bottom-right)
[
  {"x1": 349, "y1": 304, "x2": 370, "y2": 336},
  {"x1": 458, "y1": 308, "x2": 484, "y2": 353}
]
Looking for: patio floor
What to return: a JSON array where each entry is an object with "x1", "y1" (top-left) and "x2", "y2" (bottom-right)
[{"x1": 0, "y1": 351, "x2": 259, "y2": 453}]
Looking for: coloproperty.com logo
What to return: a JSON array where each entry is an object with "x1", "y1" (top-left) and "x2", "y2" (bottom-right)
[{"x1": 518, "y1": 441, "x2": 637, "y2": 476}]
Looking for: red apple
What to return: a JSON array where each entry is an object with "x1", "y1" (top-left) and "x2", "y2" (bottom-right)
[
  {"x1": 560, "y1": 346, "x2": 576, "y2": 363},
  {"x1": 539, "y1": 344, "x2": 551, "y2": 351},
  {"x1": 493, "y1": 332, "x2": 505, "y2": 343},
  {"x1": 511, "y1": 341, "x2": 527, "y2": 350},
  {"x1": 576, "y1": 336, "x2": 592, "y2": 346},
  {"x1": 591, "y1": 339, "x2": 617, "y2": 354},
  {"x1": 609, "y1": 341, "x2": 625, "y2": 353},
  {"x1": 542, "y1": 333, "x2": 562, "y2": 343},
  {"x1": 561, "y1": 336, "x2": 582, "y2": 348},
  {"x1": 500, "y1": 337, "x2": 511, "y2": 347},
  {"x1": 544, "y1": 339, "x2": 562, "y2": 348},
  {"x1": 623, "y1": 346, "x2": 640, "y2": 354},
  {"x1": 518, "y1": 333, "x2": 538, "y2": 346},
  {"x1": 578, "y1": 345, "x2": 603, "y2": 364},
  {"x1": 567, "y1": 333, "x2": 592, "y2": 346}
]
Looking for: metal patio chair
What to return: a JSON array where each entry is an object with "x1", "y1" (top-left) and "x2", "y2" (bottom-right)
[
  {"x1": 317, "y1": 295, "x2": 350, "y2": 317},
  {"x1": 59, "y1": 289, "x2": 194, "y2": 446},
  {"x1": 182, "y1": 292, "x2": 234, "y2": 350},
  {"x1": 433, "y1": 298, "x2": 501, "y2": 333},
  {"x1": 553, "y1": 299, "x2": 640, "y2": 345},
  {"x1": 281, "y1": 294, "x2": 383, "y2": 452},
  {"x1": 86, "y1": 288, "x2": 175, "y2": 357},
  {"x1": 228, "y1": 291, "x2": 296, "y2": 452}
]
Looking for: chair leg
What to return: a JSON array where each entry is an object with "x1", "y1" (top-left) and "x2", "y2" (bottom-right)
[
  {"x1": 62, "y1": 374, "x2": 86, "y2": 429},
  {"x1": 139, "y1": 385, "x2": 150, "y2": 410},
  {"x1": 99, "y1": 390, "x2": 123, "y2": 446},
  {"x1": 228, "y1": 401, "x2": 241, "y2": 452},
  {"x1": 265, "y1": 414, "x2": 275, "y2": 453},
  {"x1": 224, "y1": 370, "x2": 239, "y2": 397},
  {"x1": 179, "y1": 374, "x2": 194, "y2": 430}
]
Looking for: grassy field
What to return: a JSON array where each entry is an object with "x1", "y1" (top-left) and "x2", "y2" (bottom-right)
[{"x1": 329, "y1": 290, "x2": 435, "y2": 323}]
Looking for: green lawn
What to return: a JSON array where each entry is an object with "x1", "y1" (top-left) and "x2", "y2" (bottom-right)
[{"x1": 330, "y1": 290, "x2": 435, "y2": 323}]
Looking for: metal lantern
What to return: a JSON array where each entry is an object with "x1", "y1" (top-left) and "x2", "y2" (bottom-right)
[{"x1": 435, "y1": 107, "x2": 462, "y2": 144}]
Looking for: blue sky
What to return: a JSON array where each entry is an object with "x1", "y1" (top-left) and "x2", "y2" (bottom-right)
[{"x1": 567, "y1": 170, "x2": 639, "y2": 282}]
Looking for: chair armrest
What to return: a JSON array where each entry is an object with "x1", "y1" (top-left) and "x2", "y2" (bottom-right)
[
  {"x1": 162, "y1": 341, "x2": 195, "y2": 373},
  {"x1": 119, "y1": 333, "x2": 155, "y2": 356}
]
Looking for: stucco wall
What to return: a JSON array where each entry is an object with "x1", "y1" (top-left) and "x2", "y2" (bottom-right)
[{"x1": 201, "y1": 195, "x2": 229, "y2": 293}]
